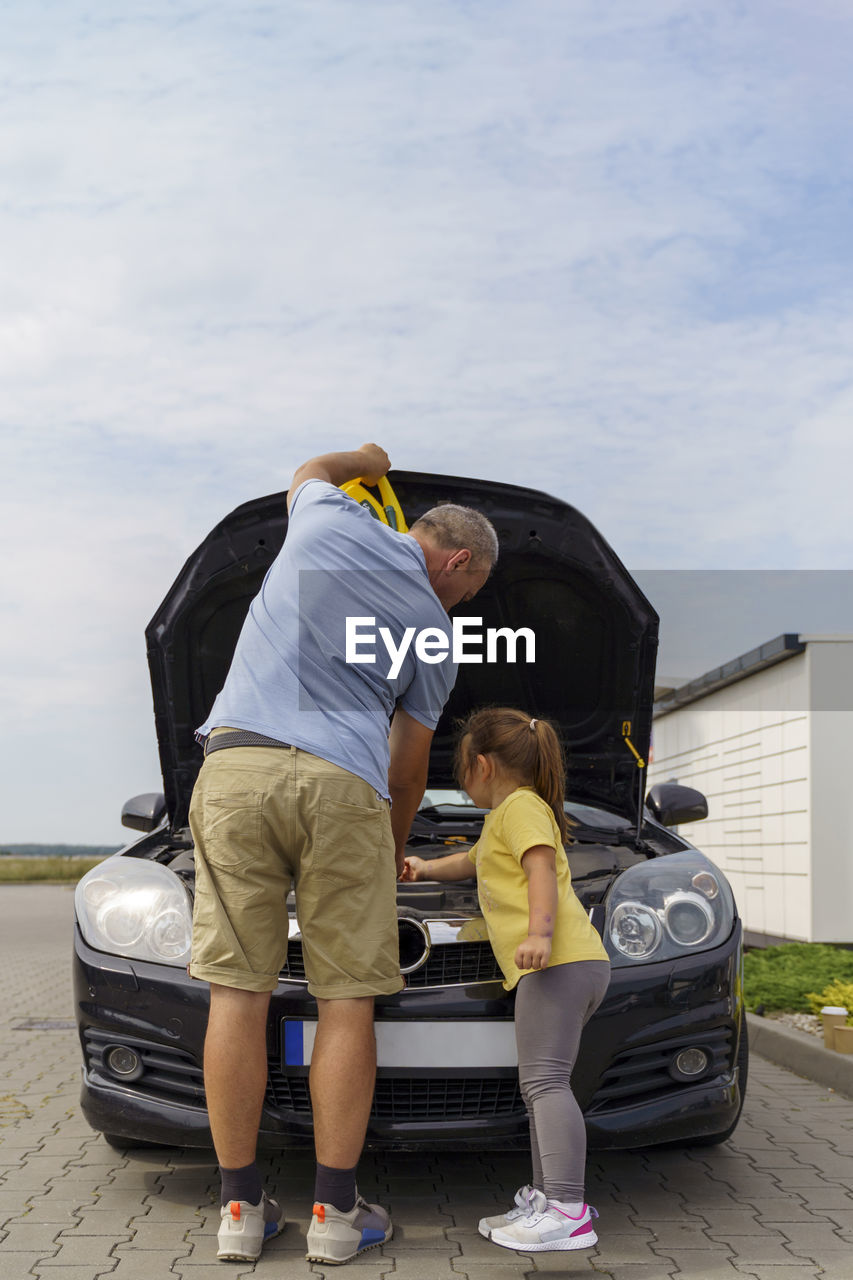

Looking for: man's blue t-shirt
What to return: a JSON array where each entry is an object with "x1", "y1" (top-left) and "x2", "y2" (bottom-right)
[{"x1": 197, "y1": 479, "x2": 457, "y2": 798}]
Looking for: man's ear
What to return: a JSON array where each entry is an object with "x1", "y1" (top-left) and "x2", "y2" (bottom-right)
[{"x1": 446, "y1": 548, "x2": 472, "y2": 572}]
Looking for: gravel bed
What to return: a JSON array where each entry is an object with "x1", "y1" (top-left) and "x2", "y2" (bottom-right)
[{"x1": 766, "y1": 1011, "x2": 824, "y2": 1039}]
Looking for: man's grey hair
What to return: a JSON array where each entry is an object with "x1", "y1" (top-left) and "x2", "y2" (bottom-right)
[{"x1": 410, "y1": 503, "x2": 499, "y2": 570}]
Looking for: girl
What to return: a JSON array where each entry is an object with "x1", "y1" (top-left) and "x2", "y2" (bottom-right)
[{"x1": 402, "y1": 707, "x2": 610, "y2": 1253}]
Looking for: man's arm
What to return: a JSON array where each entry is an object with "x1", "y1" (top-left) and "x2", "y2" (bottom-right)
[
  {"x1": 286, "y1": 443, "x2": 390, "y2": 512},
  {"x1": 387, "y1": 705, "x2": 435, "y2": 878}
]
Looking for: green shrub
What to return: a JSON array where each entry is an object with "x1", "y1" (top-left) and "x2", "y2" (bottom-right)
[
  {"x1": 743, "y1": 942, "x2": 853, "y2": 1013},
  {"x1": 0, "y1": 857, "x2": 102, "y2": 883},
  {"x1": 805, "y1": 980, "x2": 853, "y2": 1024}
]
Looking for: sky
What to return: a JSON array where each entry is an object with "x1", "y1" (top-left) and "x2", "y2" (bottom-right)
[{"x1": 3, "y1": 0, "x2": 853, "y2": 844}]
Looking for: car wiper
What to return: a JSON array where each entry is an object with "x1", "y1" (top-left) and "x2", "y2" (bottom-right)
[
  {"x1": 573, "y1": 828, "x2": 637, "y2": 848},
  {"x1": 410, "y1": 811, "x2": 482, "y2": 840},
  {"x1": 417, "y1": 804, "x2": 488, "y2": 820},
  {"x1": 570, "y1": 866, "x2": 626, "y2": 883}
]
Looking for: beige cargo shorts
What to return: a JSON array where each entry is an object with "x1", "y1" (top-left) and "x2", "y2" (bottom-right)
[{"x1": 188, "y1": 737, "x2": 403, "y2": 999}]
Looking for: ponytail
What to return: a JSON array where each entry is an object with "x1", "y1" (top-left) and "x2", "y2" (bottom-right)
[
  {"x1": 455, "y1": 707, "x2": 572, "y2": 842},
  {"x1": 530, "y1": 719, "x2": 568, "y2": 842}
]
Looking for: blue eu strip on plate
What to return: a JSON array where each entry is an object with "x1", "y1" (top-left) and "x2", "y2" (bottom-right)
[{"x1": 284, "y1": 1020, "x2": 304, "y2": 1066}]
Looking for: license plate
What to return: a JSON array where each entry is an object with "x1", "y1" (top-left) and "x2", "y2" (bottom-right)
[{"x1": 282, "y1": 1019, "x2": 517, "y2": 1068}]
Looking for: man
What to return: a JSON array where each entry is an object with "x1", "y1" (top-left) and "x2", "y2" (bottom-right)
[{"x1": 188, "y1": 444, "x2": 497, "y2": 1264}]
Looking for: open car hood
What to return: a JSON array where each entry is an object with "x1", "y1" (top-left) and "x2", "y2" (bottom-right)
[{"x1": 146, "y1": 471, "x2": 659, "y2": 830}]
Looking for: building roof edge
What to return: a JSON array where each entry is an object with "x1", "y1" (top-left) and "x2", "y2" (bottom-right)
[{"x1": 653, "y1": 634, "x2": 805, "y2": 718}]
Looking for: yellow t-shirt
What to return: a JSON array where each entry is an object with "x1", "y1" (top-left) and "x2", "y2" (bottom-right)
[{"x1": 468, "y1": 787, "x2": 609, "y2": 990}]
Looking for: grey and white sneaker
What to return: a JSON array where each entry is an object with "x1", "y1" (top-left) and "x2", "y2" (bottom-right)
[
  {"x1": 217, "y1": 1191, "x2": 286, "y2": 1260},
  {"x1": 490, "y1": 1193, "x2": 599, "y2": 1252},
  {"x1": 305, "y1": 1193, "x2": 392, "y2": 1264},
  {"x1": 478, "y1": 1185, "x2": 537, "y2": 1239}
]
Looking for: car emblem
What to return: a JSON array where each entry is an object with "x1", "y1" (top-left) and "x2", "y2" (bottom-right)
[{"x1": 397, "y1": 917, "x2": 431, "y2": 974}]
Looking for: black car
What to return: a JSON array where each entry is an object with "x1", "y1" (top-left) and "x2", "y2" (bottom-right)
[{"x1": 73, "y1": 471, "x2": 747, "y2": 1151}]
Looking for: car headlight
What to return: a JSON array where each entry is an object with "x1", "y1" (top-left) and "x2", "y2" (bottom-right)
[
  {"x1": 75, "y1": 856, "x2": 192, "y2": 967},
  {"x1": 603, "y1": 851, "x2": 734, "y2": 967}
]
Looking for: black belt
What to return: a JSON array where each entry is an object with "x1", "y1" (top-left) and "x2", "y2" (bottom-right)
[{"x1": 204, "y1": 730, "x2": 292, "y2": 755}]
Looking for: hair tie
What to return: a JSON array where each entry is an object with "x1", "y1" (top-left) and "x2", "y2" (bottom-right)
[{"x1": 529, "y1": 718, "x2": 537, "y2": 731}]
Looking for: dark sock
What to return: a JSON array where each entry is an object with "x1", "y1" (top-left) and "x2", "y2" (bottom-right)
[
  {"x1": 220, "y1": 1162, "x2": 263, "y2": 1207},
  {"x1": 314, "y1": 1162, "x2": 357, "y2": 1213}
]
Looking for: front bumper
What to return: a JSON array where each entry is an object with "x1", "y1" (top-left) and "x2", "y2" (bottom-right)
[{"x1": 74, "y1": 920, "x2": 744, "y2": 1150}]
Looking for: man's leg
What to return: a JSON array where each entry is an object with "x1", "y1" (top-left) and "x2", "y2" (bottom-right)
[
  {"x1": 188, "y1": 751, "x2": 292, "y2": 1259},
  {"x1": 291, "y1": 753, "x2": 398, "y2": 1256},
  {"x1": 310, "y1": 995, "x2": 376, "y2": 1174},
  {"x1": 204, "y1": 984, "x2": 287, "y2": 1260},
  {"x1": 204, "y1": 984, "x2": 271, "y2": 1172},
  {"x1": 306, "y1": 994, "x2": 392, "y2": 1259}
]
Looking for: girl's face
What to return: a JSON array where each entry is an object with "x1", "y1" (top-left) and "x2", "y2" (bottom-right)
[{"x1": 460, "y1": 735, "x2": 492, "y2": 808}]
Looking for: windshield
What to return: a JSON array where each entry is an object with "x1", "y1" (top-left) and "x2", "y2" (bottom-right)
[
  {"x1": 420, "y1": 790, "x2": 480, "y2": 809},
  {"x1": 419, "y1": 790, "x2": 632, "y2": 832}
]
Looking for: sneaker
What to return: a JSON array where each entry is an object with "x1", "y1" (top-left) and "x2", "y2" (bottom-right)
[
  {"x1": 305, "y1": 1194, "x2": 392, "y2": 1264},
  {"x1": 217, "y1": 1192, "x2": 286, "y2": 1261},
  {"x1": 478, "y1": 1185, "x2": 537, "y2": 1238},
  {"x1": 490, "y1": 1195, "x2": 598, "y2": 1252}
]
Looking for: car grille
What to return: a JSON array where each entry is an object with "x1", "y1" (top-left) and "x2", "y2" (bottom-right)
[
  {"x1": 83, "y1": 1026, "x2": 524, "y2": 1124},
  {"x1": 82, "y1": 1028, "x2": 206, "y2": 1106},
  {"x1": 588, "y1": 1026, "x2": 734, "y2": 1112},
  {"x1": 265, "y1": 1065, "x2": 522, "y2": 1121},
  {"x1": 279, "y1": 937, "x2": 502, "y2": 987}
]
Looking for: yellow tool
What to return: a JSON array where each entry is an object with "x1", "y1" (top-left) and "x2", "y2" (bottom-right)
[
  {"x1": 340, "y1": 476, "x2": 408, "y2": 531},
  {"x1": 621, "y1": 720, "x2": 646, "y2": 769}
]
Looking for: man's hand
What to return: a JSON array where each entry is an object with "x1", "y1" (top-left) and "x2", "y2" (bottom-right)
[
  {"x1": 400, "y1": 856, "x2": 429, "y2": 882},
  {"x1": 287, "y1": 444, "x2": 391, "y2": 511},
  {"x1": 514, "y1": 934, "x2": 552, "y2": 972},
  {"x1": 357, "y1": 443, "x2": 391, "y2": 485}
]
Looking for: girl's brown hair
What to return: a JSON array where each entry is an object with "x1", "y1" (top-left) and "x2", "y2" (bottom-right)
[{"x1": 454, "y1": 707, "x2": 573, "y2": 842}]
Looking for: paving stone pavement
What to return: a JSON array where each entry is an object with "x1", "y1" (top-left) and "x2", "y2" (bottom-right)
[{"x1": 2, "y1": 885, "x2": 853, "y2": 1279}]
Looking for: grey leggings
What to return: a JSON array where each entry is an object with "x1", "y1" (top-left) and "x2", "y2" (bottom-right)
[{"x1": 515, "y1": 959, "x2": 611, "y2": 1202}]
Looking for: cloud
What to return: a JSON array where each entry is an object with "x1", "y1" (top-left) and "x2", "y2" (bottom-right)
[{"x1": 3, "y1": 0, "x2": 853, "y2": 839}]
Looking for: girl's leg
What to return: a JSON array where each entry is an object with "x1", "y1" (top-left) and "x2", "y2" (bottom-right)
[
  {"x1": 515, "y1": 961, "x2": 610, "y2": 1203},
  {"x1": 527, "y1": 1107, "x2": 544, "y2": 1192}
]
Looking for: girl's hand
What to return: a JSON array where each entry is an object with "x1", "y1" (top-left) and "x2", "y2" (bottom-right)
[
  {"x1": 515, "y1": 935, "x2": 552, "y2": 971},
  {"x1": 400, "y1": 856, "x2": 428, "y2": 882}
]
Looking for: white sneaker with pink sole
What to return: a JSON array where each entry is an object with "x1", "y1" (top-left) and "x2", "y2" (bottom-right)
[{"x1": 490, "y1": 1190, "x2": 598, "y2": 1252}]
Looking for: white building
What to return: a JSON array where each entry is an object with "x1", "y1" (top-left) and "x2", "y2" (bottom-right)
[{"x1": 649, "y1": 635, "x2": 853, "y2": 946}]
